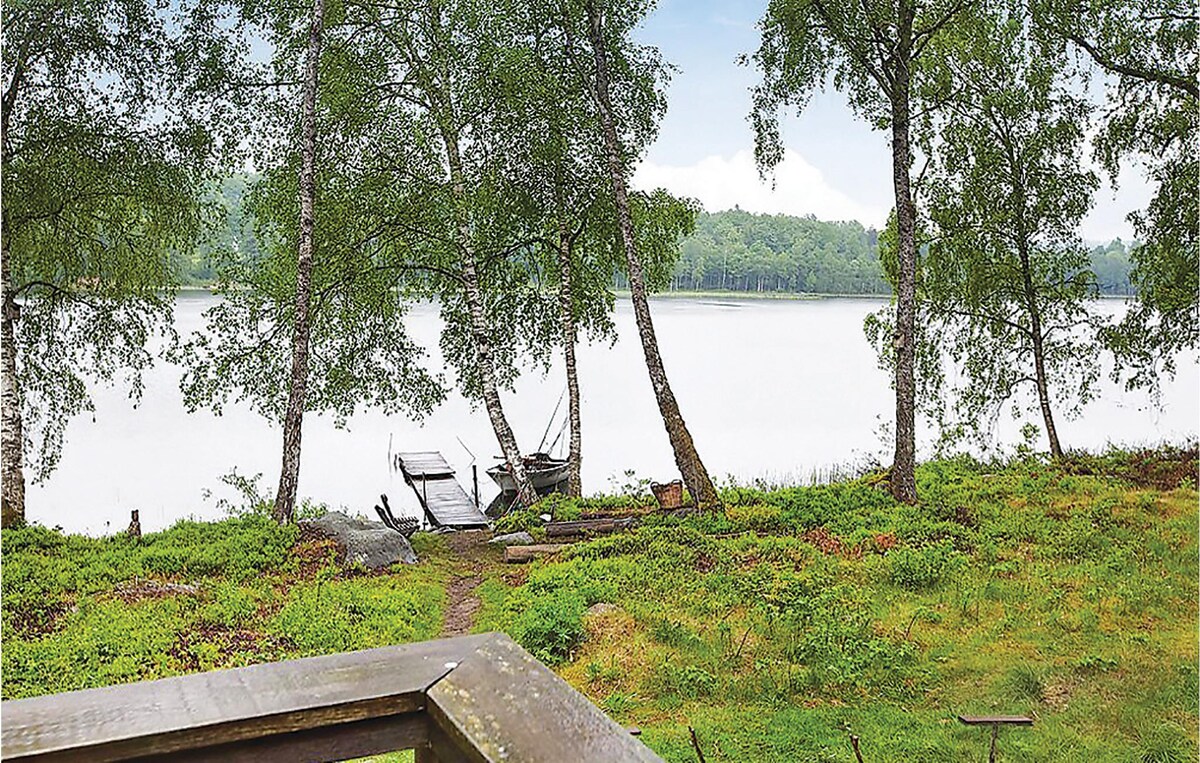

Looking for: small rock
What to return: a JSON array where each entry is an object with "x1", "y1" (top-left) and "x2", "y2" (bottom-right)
[
  {"x1": 302, "y1": 511, "x2": 418, "y2": 568},
  {"x1": 585, "y1": 602, "x2": 619, "y2": 618},
  {"x1": 488, "y1": 531, "x2": 535, "y2": 546}
]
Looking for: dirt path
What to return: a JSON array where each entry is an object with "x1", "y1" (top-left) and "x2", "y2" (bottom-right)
[
  {"x1": 440, "y1": 530, "x2": 492, "y2": 638},
  {"x1": 441, "y1": 574, "x2": 483, "y2": 637}
]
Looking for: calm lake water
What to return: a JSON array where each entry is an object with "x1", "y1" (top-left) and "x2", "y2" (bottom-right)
[{"x1": 28, "y1": 293, "x2": 1198, "y2": 534}]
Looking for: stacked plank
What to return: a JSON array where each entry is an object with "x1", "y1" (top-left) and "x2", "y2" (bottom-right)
[
  {"x1": 503, "y1": 517, "x2": 637, "y2": 563},
  {"x1": 545, "y1": 517, "x2": 635, "y2": 538}
]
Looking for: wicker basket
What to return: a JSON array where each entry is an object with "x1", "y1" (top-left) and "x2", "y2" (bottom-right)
[{"x1": 650, "y1": 480, "x2": 684, "y2": 510}]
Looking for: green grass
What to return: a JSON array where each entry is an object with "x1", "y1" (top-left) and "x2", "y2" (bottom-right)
[{"x1": 3, "y1": 447, "x2": 1196, "y2": 761}]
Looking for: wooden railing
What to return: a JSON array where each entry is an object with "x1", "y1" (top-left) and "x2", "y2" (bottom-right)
[{"x1": 0, "y1": 633, "x2": 663, "y2": 762}]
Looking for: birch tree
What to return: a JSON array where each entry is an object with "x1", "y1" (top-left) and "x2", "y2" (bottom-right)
[
  {"x1": 1, "y1": 0, "x2": 229, "y2": 527},
  {"x1": 278, "y1": 0, "x2": 568, "y2": 508},
  {"x1": 1033, "y1": 1, "x2": 1198, "y2": 387},
  {"x1": 266, "y1": 0, "x2": 327, "y2": 523},
  {"x1": 918, "y1": 9, "x2": 1101, "y2": 458},
  {"x1": 747, "y1": 0, "x2": 971, "y2": 504},
  {"x1": 513, "y1": 6, "x2": 686, "y2": 497},
  {"x1": 546, "y1": 0, "x2": 722, "y2": 509},
  {"x1": 178, "y1": 2, "x2": 445, "y2": 503}
]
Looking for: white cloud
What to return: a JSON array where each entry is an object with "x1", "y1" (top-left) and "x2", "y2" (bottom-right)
[{"x1": 632, "y1": 148, "x2": 890, "y2": 228}]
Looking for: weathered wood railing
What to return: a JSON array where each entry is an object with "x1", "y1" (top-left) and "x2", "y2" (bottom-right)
[{"x1": 0, "y1": 633, "x2": 662, "y2": 762}]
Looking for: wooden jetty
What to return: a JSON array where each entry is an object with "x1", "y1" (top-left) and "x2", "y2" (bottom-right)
[{"x1": 396, "y1": 451, "x2": 489, "y2": 530}]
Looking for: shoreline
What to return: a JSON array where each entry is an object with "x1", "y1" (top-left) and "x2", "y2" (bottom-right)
[{"x1": 179, "y1": 284, "x2": 1134, "y2": 302}]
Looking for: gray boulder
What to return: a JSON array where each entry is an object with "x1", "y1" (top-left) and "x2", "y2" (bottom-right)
[
  {"x1": 303, "y1": 511, "x2": 418, "y2": 568},
  {"x1": 488, "y1": 531, "x2": 535, "y2": 546}
]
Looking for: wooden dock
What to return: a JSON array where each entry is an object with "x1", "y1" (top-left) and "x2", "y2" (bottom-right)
[{"x1": 396, "y1": 451, "x2": 489, "y2": 529}]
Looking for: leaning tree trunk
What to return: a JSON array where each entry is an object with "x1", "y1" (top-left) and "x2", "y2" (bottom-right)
[
  {"x1": 273, "y1": 0, "x2": 325, "y2": 524},
  {"x1": 557, "y1": 222, "x2": 583, "y2": 497},
  {"x1": 442, "y1": 130, "x2": 537, "y2": 509},
  {"x1": 1, "y1": 242, "x2": 25, "y2": 528},
  {"x1": 888, "y1": 3, "x2": 919, "y2": 505},
  {"x1": 1018, "y1": 240, "x2": 1064, "y2": 458},
  {"x1": 586, "y1": 6, "x2": 720, "y2": 510}
]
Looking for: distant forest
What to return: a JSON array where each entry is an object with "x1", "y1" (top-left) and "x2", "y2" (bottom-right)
[
  {"x1": 178, "y1": 182, "x2": 1136, "y2": 297},
  {"x1": 664, "y1": 209, "x2": 1137, "y2": 296}
]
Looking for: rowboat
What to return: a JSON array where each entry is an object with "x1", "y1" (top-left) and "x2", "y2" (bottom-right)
[{"x1": 486, "y1": 452, "x2": 570, "y2": 496}]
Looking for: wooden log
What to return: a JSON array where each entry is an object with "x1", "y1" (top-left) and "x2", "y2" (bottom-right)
[
  {"x1": 544, "y1": 518, "x2": 634, "y2": 538},
  {"x1": 504, "y1": 544, "x2": 570, "y2": 563}
]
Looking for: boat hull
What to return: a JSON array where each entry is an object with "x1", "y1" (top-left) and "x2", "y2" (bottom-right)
[
  {"x1": 484, "y1": 454, "x2": 570, "y2": 517},
  {"x1": 486, "y1": 460, "x2": 570, "y2": 495}
]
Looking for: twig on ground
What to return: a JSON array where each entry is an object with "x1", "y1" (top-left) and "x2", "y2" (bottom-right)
[
  {"x1": 850, "y1": 733, "x2": 865, "y2": 763},
  {"x1": 688, "y1": 725, "x2": 708, "y2": 763},
  {"x1": 732, "y1": 627, "x2": 752, "y2": 661}
]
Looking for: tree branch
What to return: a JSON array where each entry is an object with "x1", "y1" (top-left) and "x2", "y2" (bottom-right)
[{"x1": 1047, "y1": 20, "x2": 1198, "y2": 97}]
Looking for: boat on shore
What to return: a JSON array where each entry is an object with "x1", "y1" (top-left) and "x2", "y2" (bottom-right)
[{"x1": 486, "y1": 452, "x2": 570, "y2": 497}]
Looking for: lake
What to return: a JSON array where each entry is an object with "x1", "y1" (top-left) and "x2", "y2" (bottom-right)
[{"x1": 27, "y1": 293, "x2": 1199, "y2": 534}]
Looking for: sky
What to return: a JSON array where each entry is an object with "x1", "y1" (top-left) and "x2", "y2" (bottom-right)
[{"x1": 628, "y1": 0, "x2": 1152, "y2": 243}]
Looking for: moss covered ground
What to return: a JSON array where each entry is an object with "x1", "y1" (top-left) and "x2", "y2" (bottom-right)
[{"x1": 2, "y1": 448, "x2": 1196, "y2": 762}]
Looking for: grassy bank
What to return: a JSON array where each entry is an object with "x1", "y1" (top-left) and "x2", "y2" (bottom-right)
[{"x1": 2, "y1": 447, "x2": 1196, "y2": 761}]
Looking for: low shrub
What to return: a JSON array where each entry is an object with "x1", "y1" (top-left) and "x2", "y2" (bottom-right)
[
  {"x1": 270, "y1": 576, "x2": 442, "y2": 655},
  {"x1": 506, "y1": 588, "x2": 588, "y2": 665},
  {"x1": 1137, "y1": 722, "x2": 1196, "y2": 763},
  {"x1": 886, "y1": 540, "x2": 965, "y2": 590}
]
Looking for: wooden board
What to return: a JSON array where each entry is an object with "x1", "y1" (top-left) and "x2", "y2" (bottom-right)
[
  {"x1": 417, "y1": 477, "x2": 488, "y2": 529},
  {"x1": 397, "y1": 451, "x2": 488, "y2": 529},
  {"x1": 2, "y1": 632, "x2": 666, "y2": 763},
  {"x1": 545, "y1": 518, "x2": 634, "y2": 538},
  {"x1": 1, "y1": 635, "x2": 491, "y2": 763},
  {"x1": 957, "y1": 716, "x2": 1035, "y2": 726},
  {"x1": 426, "y1": 634, "x2": 664, "y2": 762},
  {"x1": 397, "y1": 452, "x2": 456, "y2": 480}
]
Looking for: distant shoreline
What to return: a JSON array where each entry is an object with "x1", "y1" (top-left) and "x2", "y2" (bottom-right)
[
  {"x1": 178, "y1": 284, "x2": 1133, "y2": 301},
  {"x1": 636, "y1": 289, "x2": 1133, "y2": 302}
]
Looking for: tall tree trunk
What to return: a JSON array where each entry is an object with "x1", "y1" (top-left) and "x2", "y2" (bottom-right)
[
  {"x1": 586, "y1": 6, "x2": 720, "y2": 510},
  {"x1": 888, "y1": 3, "x2": 919, "y2": 505},
  {"x1": 273, "y1": 0, "x2": 325, "y2": 524},
  {"x1": 1, "y1": 242, "x2": 25, "y2": 528},
  {"x1": 557, "y1": 222, "x2": 583, "y2": 497},
  {"x1": 1018, "y1": 242, "x2": 1064, "y2": 458},
  {"x1": 442, "y1": 130, "x2": 537, "y2": 508},
  {"x1": 2, "y1": 26, "x2": 29, "y2": 527}
]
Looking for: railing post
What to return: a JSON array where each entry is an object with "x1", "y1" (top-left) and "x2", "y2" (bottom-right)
[{"x1": 415, "y1": 744, "x2": 438, "y2": 763}]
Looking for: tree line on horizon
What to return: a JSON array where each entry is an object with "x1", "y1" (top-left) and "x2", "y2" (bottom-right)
[
  {"x1": 2, "y1": 0, "x2": 1195, "y2": 528},
  {"x1": 178, "y1": 186, "x2": 1139, "y2": 297}
]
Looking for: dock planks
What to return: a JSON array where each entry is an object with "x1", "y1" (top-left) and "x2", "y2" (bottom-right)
[{"x1": 396, "y1": 452, "x2": 488, "y2": 529}]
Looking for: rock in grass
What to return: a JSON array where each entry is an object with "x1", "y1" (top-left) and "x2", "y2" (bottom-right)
[
  {"x1": 303, "y1": 511, "x2": 418, "y2": 568},
  {"x1": 488, "y1": 531, "x2": 535, "y2": 546},
  {"x1": 585, "y1": 602, "x2": 619, "y2": 618}
]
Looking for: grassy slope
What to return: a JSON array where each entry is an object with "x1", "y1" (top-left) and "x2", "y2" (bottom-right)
[{"x1": 2, "y1": 453, "x2": 1196, "y2": 762}]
